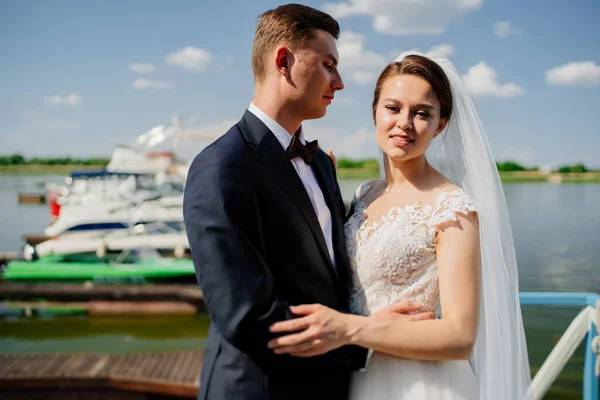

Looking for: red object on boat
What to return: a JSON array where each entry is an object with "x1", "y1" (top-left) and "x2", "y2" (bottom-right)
[{"x1": 46, "y1": 190, "x2": 61, "y2": 221}]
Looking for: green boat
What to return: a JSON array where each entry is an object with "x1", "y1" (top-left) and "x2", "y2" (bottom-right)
[{"x1": 1, "y1": 249, "x2": 196, "y2": 284}]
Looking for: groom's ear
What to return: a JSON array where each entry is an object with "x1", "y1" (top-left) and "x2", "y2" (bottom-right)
[{"x1": 275, "y1": 46, "x2": 290, "y2": 77}]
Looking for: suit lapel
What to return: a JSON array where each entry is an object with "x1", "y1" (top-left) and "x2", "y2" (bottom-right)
[
  {"x1": 311, "y1": 152, "x2": 357, "y2": 295},
  {"x1": 238, "y1": 112, "x2": 338, "y2": 283}
]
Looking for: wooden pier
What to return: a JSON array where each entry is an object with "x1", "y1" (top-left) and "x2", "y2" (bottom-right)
[
  {"x1": 0, "y1": 350, "x2": 203, "y2": 399},
  {"x1": 17, "y1": 193, "x2": 46, "y2": 204},
  {"x1": 0, "y1": 283, "x2": 203, "y2": 304},
  {"x1": 0, "y1": 283, "x2": 205, "y2": 316}
]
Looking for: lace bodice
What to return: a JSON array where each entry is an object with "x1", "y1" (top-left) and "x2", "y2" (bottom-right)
[{"x1": 345, "y1": 179, "x2": 477, "y2": 316}]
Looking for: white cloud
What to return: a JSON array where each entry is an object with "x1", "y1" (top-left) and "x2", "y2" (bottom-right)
[
  {"x1": 333, "y1": 95, "x2": 355, "y2": 106},
  {"x1": 324, "y1": 0, "x2": 484, "y2": 35},
  {"x1": 165, "y1": 46, "x2": 213, "y2": 71},
  {"x1": 129, "y1": 62, "x2": 156, "y2": 74},
  {"x1": 463, "y1": 62, "x2": 524, "y2": 98},
  {"x1": 338, "y1": 30, "x2": 387, "y2": 84},
  {"x1": 497, "y1": 146, "x2": 534, "y2": 165},
  {"x1": 181, "y1": 118, "x2": 238, "y2": 140},
  {"x1": 494, "y1": 21, "x2": 523, "y2": 38},
  {"x1": 44, "y1": 92, "x2": 83, "y2": 106},
  {"x1": 335, "y1": 127, "x2": 377, "y2": 158},
  {"x1": 131, "y1": 78, "x2": 174, "y2": 90},
  {"x1": 337, "y1": 35, "x2": 456, "y2": 85},
  {"x1": 545, "y1": 61, "x2": 600, "y2": 87},
  {"x1": 303, "y1": 123, "x2": 378, "y2": 159},
  {"x1": 427, "y1": 44, "x2": 455, "y2": 58},
  {"x1": 350, "y1": 71, "x2": 379, "y2": 84},
  {"x1": 175, "y1": 118, "x2": 238, "y2": 160},
  {"x1": 388, "y1": 44, "x2": 455, "y2": 60}
]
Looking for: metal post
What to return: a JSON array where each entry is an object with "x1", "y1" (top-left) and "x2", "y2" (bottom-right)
[{"x1": 583, "y1": 299, "x2": 599, "y2": 400}]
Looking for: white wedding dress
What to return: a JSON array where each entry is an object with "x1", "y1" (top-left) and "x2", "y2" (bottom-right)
[{"x1": 345, "y1": 179, "x2": 480, "y2": 400}]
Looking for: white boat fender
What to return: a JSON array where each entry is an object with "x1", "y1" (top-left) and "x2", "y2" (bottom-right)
[{"x1": 174, "y1": 244, "x2": 185, "y2": 259}]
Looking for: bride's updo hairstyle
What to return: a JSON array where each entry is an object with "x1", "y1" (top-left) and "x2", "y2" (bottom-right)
[{"x1": 372, "y1": 55, "x2": 453, "y2": 124}]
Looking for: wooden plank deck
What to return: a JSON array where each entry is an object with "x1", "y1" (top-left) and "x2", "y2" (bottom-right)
[
  {"x1": 1, "y1": 300, "x2": 199, "y2": 316},
  {"x1": 0, "y1": 283, "x2": 204, "y2": 306},
  {"x1": 0, "y1": 351, "x2": 203, "y2": 399}
]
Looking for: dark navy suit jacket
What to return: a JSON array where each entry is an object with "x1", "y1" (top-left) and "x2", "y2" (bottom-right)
[{"x1": 183, "y1": 111, "x2": 368, "y2": 400}]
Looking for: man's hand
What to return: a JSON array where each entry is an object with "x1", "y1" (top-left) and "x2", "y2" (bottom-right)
[
  {"x1": 268, "y1": 304, "x2": 353, "y2": 357},
  {"x1": 370, "y1": 300, "x2": 436, "y2": 322},
  {"x1": 266, "y1": 300, "x2": 436, "y2": 358}
]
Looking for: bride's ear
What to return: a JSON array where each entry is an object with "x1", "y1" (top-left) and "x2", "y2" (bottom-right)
[{"x1": 434, "y1": 118, "x2": 448, "y2": 138}]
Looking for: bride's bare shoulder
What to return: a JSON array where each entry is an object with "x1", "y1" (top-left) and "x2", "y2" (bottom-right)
[{"x1": 426, "y1": 169, "x2": 461, "y2": 196}]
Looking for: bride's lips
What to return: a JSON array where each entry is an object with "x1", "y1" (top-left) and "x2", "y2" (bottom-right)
[
  {"x1": 389, "y1": 134, "x2": 414, "y2": 148},
  {"x1": 323, "y1": 95, "x2": 334, "y2": 104}
]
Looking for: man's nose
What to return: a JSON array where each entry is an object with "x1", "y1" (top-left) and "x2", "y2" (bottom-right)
[{"x1": 332, "y1": 70, "x2": 344, "y2": 91}]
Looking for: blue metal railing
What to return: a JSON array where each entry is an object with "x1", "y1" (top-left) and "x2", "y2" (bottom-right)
[{"x1": 520, "y1": 292, "x2": 599, "y2": 400}]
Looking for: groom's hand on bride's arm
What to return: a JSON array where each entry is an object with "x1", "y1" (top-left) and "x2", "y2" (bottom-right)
[
  {"x1": 371, "y1": 300, "x2": 436, "y2": 322},
  {"x1": 267, "y1": 301, "x2": 434, "y2": 357}
]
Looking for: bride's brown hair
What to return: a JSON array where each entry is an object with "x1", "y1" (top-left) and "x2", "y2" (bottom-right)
[{"x1": 372, "y1": 55, "x2": 453, "y2": 123}]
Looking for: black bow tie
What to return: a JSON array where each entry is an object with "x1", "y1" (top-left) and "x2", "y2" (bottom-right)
[{"x1": 286, "y1": 132, "x2": 319, "y2": 165}]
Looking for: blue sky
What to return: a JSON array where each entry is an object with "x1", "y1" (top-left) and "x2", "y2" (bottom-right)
[{"x1": 1, "y1": 0, "x2": 599, "y2": 168}]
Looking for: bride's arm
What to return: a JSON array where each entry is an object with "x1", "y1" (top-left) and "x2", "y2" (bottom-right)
[
  {"x1": 348, "y1": 212, "x2": 481, "y2": 360},
  {"x1": 268, "y1": 212, "x2": 481, "y2": 361}
]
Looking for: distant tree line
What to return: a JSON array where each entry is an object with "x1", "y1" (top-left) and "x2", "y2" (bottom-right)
[
  {"x1": 496, "y1": 161, "x2": 534, "y2": 172},
  {"x1": 338, "y1": 158, "x2": 595, "y2": 173},
  {"x1": 556, "y1": 164, "x2": 588, "y2": 173},
  {"x1": 337, "y1": 158, "x2": 379, "y2": 171},
  {"x1": 0, "y1": 154, "x2": 110, "y2": 166},
  {"x1": 497, "y1": 161, "x2": 593, "y2": 173},
  {"x1": 1, "y1": 154, "x2": 595, "y2": 173}
]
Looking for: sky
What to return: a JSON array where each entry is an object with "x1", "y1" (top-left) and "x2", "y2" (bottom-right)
[{"x1": 1, "y1": 0, "x2": 599, "y2": 169}]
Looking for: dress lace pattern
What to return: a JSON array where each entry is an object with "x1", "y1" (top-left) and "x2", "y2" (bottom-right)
[{"x1": 345, "y1": 179, "x2": 478, "y2": 317}]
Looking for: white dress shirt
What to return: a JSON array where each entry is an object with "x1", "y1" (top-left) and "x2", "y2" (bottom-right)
[
  {"x1": 248, "y1": 102, "x2": 336, "y2": 267},
  {"x1": 248, "y1": 103, "x2": 373, "y2": 371}
]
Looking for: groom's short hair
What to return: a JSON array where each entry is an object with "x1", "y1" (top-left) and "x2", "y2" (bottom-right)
[{"x1": 252, "y1": 4, "x2": 340, "y2": 83}]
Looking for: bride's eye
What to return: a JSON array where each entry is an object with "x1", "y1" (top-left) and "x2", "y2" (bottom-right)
[
  {"x1": 385, "y1": 105, "x2": 399, "y2": 112},
  {"x1": 416, "y1": 111, "x2": 431, "y2": 118}
]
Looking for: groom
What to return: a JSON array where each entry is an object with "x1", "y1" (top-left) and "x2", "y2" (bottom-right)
[{"x1": 184, "y1": 4, "x2": 426, "y2": 400}]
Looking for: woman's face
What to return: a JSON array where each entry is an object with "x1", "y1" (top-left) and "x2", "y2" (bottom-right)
[{"x1": 375, "y1": 74, "x2": 447, "y2": 163}]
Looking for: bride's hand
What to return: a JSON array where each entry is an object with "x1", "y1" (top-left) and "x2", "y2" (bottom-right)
[
  {"x1": 267, "y1": 304, "x2": 353, "y2": 357},
  {"x1": 327, "y1": 150, "x2": 338, "y2": 169}
]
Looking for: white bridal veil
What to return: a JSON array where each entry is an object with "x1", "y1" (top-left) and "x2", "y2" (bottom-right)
[{"x1": 384, "y1": 51, "x2": 532, "y2": 399}]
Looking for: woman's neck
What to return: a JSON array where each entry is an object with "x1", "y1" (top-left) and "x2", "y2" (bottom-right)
[{"x1": 385, "y1": 155, "x2": 431, "y2": 190}]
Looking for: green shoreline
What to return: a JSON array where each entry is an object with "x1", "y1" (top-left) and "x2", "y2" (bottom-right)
[
  {"x1": 0, "y1": 164, "x2": 107, "y2": 175},
  {"x1": 2, "y1": 165, "x2": 599, "y2": 183},
  {"x1": 336, "y1": 168, "x2": 600, "y2": 183}
]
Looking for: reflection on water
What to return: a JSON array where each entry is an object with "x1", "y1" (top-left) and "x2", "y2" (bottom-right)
[
  {"x1": 0, "y1": 313, "x2": 211, "y2": 354},
  {"x1": 503, "y1": 183, "x2": 600, "y2": 293}
]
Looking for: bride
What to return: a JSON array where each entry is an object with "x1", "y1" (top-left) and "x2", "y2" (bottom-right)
[{"x1": 267, "y1": 51, "x2": 531, "y2": 399}]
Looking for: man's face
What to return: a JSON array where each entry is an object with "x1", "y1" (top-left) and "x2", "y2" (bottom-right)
[{"x1": 287, "y1": 29, "x2": 344, "y2": 120}]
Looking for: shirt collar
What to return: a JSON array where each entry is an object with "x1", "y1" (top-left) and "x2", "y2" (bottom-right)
[{"x1": 248, "y1": 102, "x2": 304, "y2": 150}]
